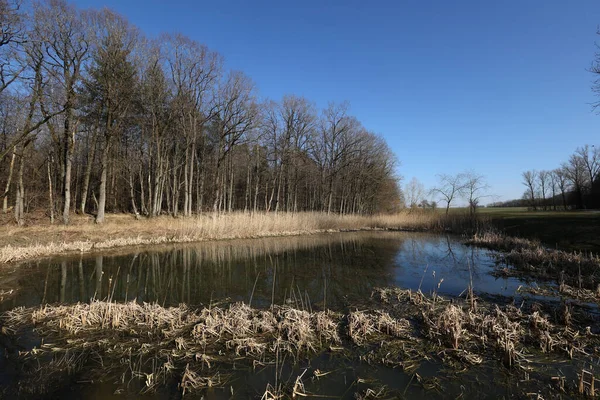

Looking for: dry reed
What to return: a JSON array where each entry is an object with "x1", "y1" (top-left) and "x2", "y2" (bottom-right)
[
  {"x1": 5, "y1": 283, "x2": 596, "y2": 397},
  {"x1": 469, "y1": 231, "x2": 600, "y2": 290},
  {"x1": 0, "y1": 211, "x2": 476, "y2": 264}
]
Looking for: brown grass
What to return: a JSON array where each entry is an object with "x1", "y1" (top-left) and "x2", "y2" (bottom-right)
[
  {"x1": 468, "y1": 231, "x2": 600, "y2": 290},
  {"x1": 1, "y1": 299, "x2": 409, "y2": 396},
  {"x1": 0, "y1": 210, "x2": 478, "y2": 264},
  {"x1": 4, "y1": 287, "x2": 600, "y2": 396},
  {"x1": 372, "y1": 287, "x2": 597, "y2": 369}
]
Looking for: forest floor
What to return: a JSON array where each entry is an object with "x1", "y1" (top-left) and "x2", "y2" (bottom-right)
[{"x1": 0, "y1": 210, "x2": 459, "y2": 264}]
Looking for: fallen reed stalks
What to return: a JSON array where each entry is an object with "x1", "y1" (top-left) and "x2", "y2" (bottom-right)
[
  {"x1": 4, "y1": 284, "x2": 598, "y2": 397},
  {"x1": 468, "y1": 231, "x2": 600, "y2": 290}
]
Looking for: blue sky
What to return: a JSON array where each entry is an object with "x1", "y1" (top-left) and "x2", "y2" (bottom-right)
[{"x1": 71, "y1": 0, "x2": 600, "y2": 203}]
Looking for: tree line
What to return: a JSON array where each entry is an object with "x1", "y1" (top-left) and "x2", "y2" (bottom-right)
[
  {"x1": 519, "y1": 145, "x2": 599, "y2": 210},
  {"x1": 0, "y1": 0, "x2": 401, "y2": 225}
]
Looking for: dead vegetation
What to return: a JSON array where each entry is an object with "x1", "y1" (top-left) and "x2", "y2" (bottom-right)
[
  {"x1": 371, "y1": 287, "x2": 600, "y2": 386},
  {"x1": 2, "y1": 300, "x2": 349, "y2": 396},
  {"x1": 518, "y1": 283, "x2": 600, "y2": 304},
  {"x1": 3, "y1": 285, "x2": 599, "y2": 397},
  {"x1": 0, "y1": 211, "x2": 479, "y2": 264},
  {"x1": 468, "y1": 231, "x2": 600, "y2": 290}
]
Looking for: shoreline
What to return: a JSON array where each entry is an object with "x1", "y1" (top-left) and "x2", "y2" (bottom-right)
[{"x1": 0, "y1": 211, "x2": 460, "y2": 264}]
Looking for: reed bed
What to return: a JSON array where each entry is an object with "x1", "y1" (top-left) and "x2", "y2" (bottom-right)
[
  {"x1": 517, "y1": 281, "x2": 600, "y2": 303},
  {"x1": 3, "y1": 285, "x2": 600, "y2": 397},
  {"x1": 468, "y1": 231, "x2": 600, "y2": 290},
  {"x1": 372, "y1": 287, "x2": 599, "y2": 372},
  {"x1": 0, "y1": 211, "x2": 478, "y2": 264},
  {"x1": 1, "y1": 299, "x2": 410, "y2": 396},
  {"x1": 5, "y1": 300, "x2": 409, "y2": 396}
]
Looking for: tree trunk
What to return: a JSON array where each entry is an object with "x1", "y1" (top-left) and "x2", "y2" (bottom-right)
[
  {"x1": 2, "y1": 147, "x2": 15, "y2": 213},
  {"x1": 48, "y1": 157, "x2": 54, "y2": 223},
  {"x1": 63, "y1": 111, "x2": 76, "y2": 225},
  {"x1": 128, "y1": 169, "x2": 139, "y2": 216},
  {"x1": 14, "y1": 146, "x2": 25, "y2": 226},
  {"x1": 80, "y1": 128, "x2": 98, "y2": 214},
  {"x1": 95, "y1": 142, "x2": 109, "y2": 224}
]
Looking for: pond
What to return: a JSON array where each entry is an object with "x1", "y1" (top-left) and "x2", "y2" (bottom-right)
[
  {"x1": 0, "y1": 232, "x2": 523, "y2": 312},
  {"x1": 0, "y1": 232, "x2": 582, "y2": 399}
]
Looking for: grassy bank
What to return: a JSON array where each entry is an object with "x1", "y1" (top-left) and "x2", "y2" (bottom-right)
[{"x1": 0, "y1": 211, "x2": 476, "y2": 264}]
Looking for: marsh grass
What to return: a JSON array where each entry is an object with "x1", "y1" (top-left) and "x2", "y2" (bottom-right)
[
  {"x1": 0, "y1": 211, "x2": 478, "y2": 264},
  {"x1": 4, "y1": 285, "x2": 600, "y2": 397},
  {"x1": 372, "y1": 287, "x2": 598, "y2": 371},
  {"x1": 468, "y1": 231, "x2": 600, "y2": 290},
  {"x1": 518, "y1": 284, "x2": 600, "y2": 304}
]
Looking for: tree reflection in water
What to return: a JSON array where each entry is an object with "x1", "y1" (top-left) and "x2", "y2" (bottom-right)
[{"x1": 0, "y1": 232, "x2": 524, "y2": 312}]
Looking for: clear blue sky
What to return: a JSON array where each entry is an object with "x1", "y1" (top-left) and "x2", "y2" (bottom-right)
[{"x1": 71, "y1": 0, "x2": 600, "y2": 203}]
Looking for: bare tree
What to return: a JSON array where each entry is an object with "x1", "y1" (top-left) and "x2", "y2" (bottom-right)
[
  {"x1": 431, "y1": 173, "x2": 465, "y2": 215},
  {"x1": 34, "y1": 0, "x2": 89, "y2": 224},
  {"x1": 575, "y1": 145, "x2": 599, "y2": 189},
  {"x1": 562, "y1": 154, "x2": 586, "y2": 209},
  {"x1": 538, "y1": 170, "x2": 549, "y2": 211},
  {"x1": 522, "y1": 170, "x2": 538, "y2": 210},
  {"x1": 553, "y1": 168, "x2": 569, "y2": 210},
  {"x1": 462, "y1": 171, "x2": 490, "y2": 215},
  {"x1": 548, "y1": 169, "x2": 558, "y2": 211},
  {"x1": 162, "y1": 33, "x2": 221, "y2": 216},
  {"x1": 0, "y1": 2, "x2": 404, "y2": 221},
  {"x1": 0, "y1": 0, "x2": 25, "y2": 96},
  {"x1": 591, "y1": 28, "x2": 600, "y2": 111},
  {"x1": 211, "y1": 71, "x2": 258, "y2": 212},
  {"x1": 404, "y1": 177, "x2": 425, "y2": 209}
]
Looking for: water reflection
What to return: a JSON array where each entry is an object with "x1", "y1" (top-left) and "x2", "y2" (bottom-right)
[{"x1": 0, "y1": 232, "x2": 524, "y2": 312}]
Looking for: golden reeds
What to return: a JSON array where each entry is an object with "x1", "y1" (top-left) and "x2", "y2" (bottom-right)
[{"x1": 0, "y1": 211, "x2": 476, "y2": 264}]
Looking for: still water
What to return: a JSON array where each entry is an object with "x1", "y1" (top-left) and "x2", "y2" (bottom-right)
[
  {"x1": 0, "y1": 232, "x2": 548, "y2": 399},
  {"x1": 0, "y1": 232, "x2": 522, "y2": 312}
]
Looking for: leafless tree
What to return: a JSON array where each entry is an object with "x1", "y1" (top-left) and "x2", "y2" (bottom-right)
[
  {"x1": 162, "y1": 33, "x2": 221, "y2": 216},
  {"x1": 211, "y1": 71, "x2": 258, "y2": 212},
  {"x1": 522, "y1": 170, "x2": 538, "y2": 210},
  {"x1": 0, "y1": 1, "x2": 404, "y2": 222},
  {"x1": 34, "y1": 0, "x2": 89, "y2": 224},
  {"x1": 575, "y1": 145, "x2": 599, "y2": 189},
  {"x1": 562, "y1": 154, "x2": 587, "y2": 209},
  {"x1": 431, "y1": 173, "x2": 466, "y2": 215},
  {"x1": 404, "y1": 177, "x2": 425, "y2": 209},
  {"x1": 0, "y1": 0, "x2": 25, "y2": 96},
  {"x1": 462, "y1": 171, "x2": 490, "y2": 215},
  {"x1": 537, "y1": 170, "x2": 549, "y2": 210},
  {"x1": 553, "y1": 168, "x2": 569, "y2": 210},
  {"x1": 591, "y1": 28, "x2": 600, "y2": 111}
]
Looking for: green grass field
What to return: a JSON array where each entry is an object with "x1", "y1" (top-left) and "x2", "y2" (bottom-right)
[{"x1": 471, "y1": 207, "x2": 600, "y2": 252}]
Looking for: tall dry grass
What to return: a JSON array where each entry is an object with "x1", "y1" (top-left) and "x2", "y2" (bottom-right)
[{"x1": 0, "y1": 210, "x2": 478, "y2": 263}]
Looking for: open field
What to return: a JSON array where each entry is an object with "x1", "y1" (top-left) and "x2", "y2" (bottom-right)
[
  {"x1": 447, "y1": 207, "x2": 600, "y2": 253},
  {"x1": 0, "y1": 211, "x2": 473, "y2": 264}
]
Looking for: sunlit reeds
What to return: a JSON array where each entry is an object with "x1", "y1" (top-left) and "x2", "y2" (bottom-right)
[
  {"x1": 0, "y1": 211, "x2": 478, "y2": 263},
  {"x1": 4, "y1": 284, "x2": 599, "y2": 396}
]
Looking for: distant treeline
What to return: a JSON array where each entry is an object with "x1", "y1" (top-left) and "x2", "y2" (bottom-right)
[
  {"x1": 487, "y1": 199, "x2": 529, "y2": 208},
  {"x1": 0, "y1": 0, "x2": 401, "y2": 225},
  {"x1": 504, "y1": 145, "x2": 600, "y2": 211}
]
